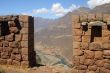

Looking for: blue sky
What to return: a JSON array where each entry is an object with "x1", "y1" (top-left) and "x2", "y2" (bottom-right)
[{"x1": 0, "y1": 0, "x2": 110, "y2": 18}]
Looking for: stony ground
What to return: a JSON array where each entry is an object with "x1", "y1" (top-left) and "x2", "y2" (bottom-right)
[{"x1": 0, "y1": 65, "x2": 72, "y2": 73}]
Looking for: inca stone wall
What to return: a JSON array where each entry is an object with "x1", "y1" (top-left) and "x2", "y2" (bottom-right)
[
  {"x1": 72, "y1": 14, "x2": 110, "y2": 73},
  {"x1": 0, "y1": 15, "x2": 36, "y2": 67}
]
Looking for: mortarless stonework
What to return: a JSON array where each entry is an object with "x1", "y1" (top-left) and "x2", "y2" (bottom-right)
[
  {"x1": 0, "y1": 15, "x2": 36, "y2": 67},
  {"x1": 72, "y1": 14, "x2": 110, "y2": 73}
]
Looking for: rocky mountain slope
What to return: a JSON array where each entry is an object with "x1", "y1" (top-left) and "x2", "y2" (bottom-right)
[{"x1": 34, "y1": 3, "x2": 110, "y2": 66}]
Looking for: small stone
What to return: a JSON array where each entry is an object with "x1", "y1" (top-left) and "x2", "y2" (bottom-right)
[
  {"x1": 12, "y1": 60, "x2": 20, "y2": 66},
  {"x1": 3, "y1": 41, "x2": 9, "y2": 47},
  {"x1": 77, "y1": 65, "x2": 87, "y2": 70},
  {"x1": 84, "y1": 50, "x2": 94, "y2": 59},
  {"x1": 104, "y1": 50, "x2": 110, "y2": 56},
  {"x1": 95, "y1": 60, "x2": 104, "y2": 67},
  {"x1": 84, "y1": 59, "x2": 94, "y2": 66},
  {"x1": 104, "y1": 63, "x2": 110, "y2": 70},
  {"x1": 9, "y1": 27, "x2": 19, "y2": 33},
  {"x1": 88, "y1": 65, "x2": 97, "y2": 71},
  {"x1": 89, "y1": 43, "x2": 102, "y2": 51},
  {"x1": 10, "y1": 41, "x2": 20, "y2": 48},
  {"x1": 94, "y1": 51, "x2": 103, "y2": 59}
]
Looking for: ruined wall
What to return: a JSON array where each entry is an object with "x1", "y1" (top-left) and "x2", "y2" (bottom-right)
[
  {"x1": 72, "y1": 14, "x2": 110, "y2": 73},
  {"x1": 0, "y1": 15, "x2": 35, "y2": 67}
]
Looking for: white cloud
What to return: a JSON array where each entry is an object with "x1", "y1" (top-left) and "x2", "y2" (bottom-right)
[
  {"x1": 21, "y1": 3, "x2": 79, "y2": 18},
  {"x1": 51, "y1": 3, "x2": 79, "y2": 17},
  {"x1": 88, "y1": 0, "x2": 110, "y2": 8},
  {"x1": 32, "y1": 8, "x2": 49, "y2": 14}
]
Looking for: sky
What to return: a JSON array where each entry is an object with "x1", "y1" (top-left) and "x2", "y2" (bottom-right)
[{"x1": 0, "y1": 0, "x2": 110, "y2": 18}]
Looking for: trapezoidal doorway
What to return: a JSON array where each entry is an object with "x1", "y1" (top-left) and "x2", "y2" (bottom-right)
[{"x1": 91, "y1": 26, "x2": 102, "y2": 42}]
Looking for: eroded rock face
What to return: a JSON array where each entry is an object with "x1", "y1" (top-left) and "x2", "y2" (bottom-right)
[{"x1": 72, "y1": 14, "x2": 110, "y2": 72}]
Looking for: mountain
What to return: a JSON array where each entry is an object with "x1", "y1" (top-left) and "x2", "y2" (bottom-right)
[
  {"x1": 34, "y1": 3, "x2": 110, "y2": 66},
  {"x1": 91, "y1": 3, "x2": 110, "y2": 14}
]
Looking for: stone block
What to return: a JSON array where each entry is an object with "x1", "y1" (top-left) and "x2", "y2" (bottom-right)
[
  {"x1": 19, "y1": 15, "x2": 29, "y2": 22},
  {"x1": 15, "y1": 34, "x2": 22, "y2": 41},
  {"x1": 20, "y1": 28, "x2": 28, "y2": 34},
  {"x1": 9, "y1": 27, "x2": 19, "y2": 33},
  {"x1": 95, "y1": 60, "x2": 104, "y2": 67},
  {"x1": 5, "y1": 33, "x2": 14, "y2": 42},
  {"x1": 0, "y1": 42, "x2": 3, "y2": 47},
  {"x1": 94, "y1": 51, "x2": 103, "y2": 60},
  {"x1": 81, "y1": 43, "x2": 89, "y2": 50},
  {"x1": 104, "y1": 63, "x2": 110, "y2": 70},
  {"x1": 0, "y1": 59, "x2": 7, "y2": 65},
  {"x1": 100, "y1": 68, "x2": 110, "y2": 73},
  {"x1": 21, "y1": 61, "x2": 29, "y2": 67},
  {"x1": 73, "y1": 22, "x2": 81, "y2": 29},
  {"x1": 1, "y1": 52, "x2": 10, "y2": 59},
  {"x1": 12, "y1": 48, "x2": 19, "y2": 54},
  {"x1": 77, "y1": 65, "x2": 87, "y2": 70},
  {"x1": 73, "y1": 49, "x2": 84, "y2": 56},
  {"x1": 79, "y1": 56, "x2": 85, "y2": 65},
  {"x1": 73, "y1": 29, "x2": 82, "y2": 36},
  {"x1": 22, "y1": 55, "x2": 28, "y2": 61},
  {"x1": 73, "y1": 42, "x2": 81, "y2": 49},
  {"x1": 82, "y1": 36, "x2": 90, "y2": 42},
  {"x1": 89, "y1": 42, "x2": 102, "y2": 51},
  {"x1": 21, "y1": 41, "x2": 28, "y2": 48},
  {"x1": 73, "y1": 36, "x2": 81, "y2": 42},
  {"x1": 102, "y1": 37, "x2": 110, "y2": 42},
  {"x1": 10, "y1": 41, "x2": 20, "y2": 48},
  {"x1": 73, "y1": 56, "x2": 80, "y2": 66},
  {"x1": 7, "y1": 59, "x2": 12, "y2": 65},
  {"x1": 8, "y1": 21, "x2": 16, "y2": 27},
  {"x1": 12, "y1": 60, "x2": 20, "y2": 66},
  {"x1": 84, "y1": 50, "x2": 94, "y2": 59},
  {"x1": 3, "y1": 41, "x2": 9, "y2": 47},
  {"x1": 22, "y1": 34, "x2": 28, "y2": 41},
  {"x1": 15, "y1": 54, "x2": 21, "y2": 61},
  {"x1": 102, "y1": 30, "x2": 109, "y2": 37},
  {"x1": 22, "y1": 48, "x2": 28, "y2": 55},
  {"x1": 102, "y1": 42, "x2": 110, "y2": 50},
  {"x1": 104, "y1": 50, "x2": 110, "y2": 56},
  {"x1": 84, "y1": 59, "x2": 94, "y2": 66},
  {"x1": 0, "y1": 47, "x2": 3, "y2": 52},
  {"x1": 88, "y1": 65, "x2": 97, "y2": 71}
]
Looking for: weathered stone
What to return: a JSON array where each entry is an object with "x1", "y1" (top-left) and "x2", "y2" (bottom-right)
[
  {"x1": 9, "y1": 27, "x2": 19, "y2": 33},
  {"x1": 8, "y1": 21, "x2": 16, "y2": 27},
  {"x1": 12, "y1": 48, "x2": 19, "y2": 54},
  {"x1": 1, "y1": 52, "x2": 10, "y2": 59},
  {"x1": 3, "y1": 41, "x2": 9, "y2": 47},
  {"x1": 82, "y1": 36, "x2": 90, "y2": 42},
  {"x1": 76, "y1": 65, "x2": 87, "y2": 70},
  {"x1": 22, "y1": 55, "x2": 28, "y2": 61},
  {"x1": 89, "y1": 43, "x2": 102, "y2": 51},
  {"x1": 0, "y1": 47, "x2": 3, "y2": 52},
  {"x1": 10, "y1": 41, "x2": 20, "y2": 48},
  {"x1": 84, "y1": 50, "x2": 94, "y2": 59},
  {"x1": 102, "y1": 42, "x2": 110, "y2": 50},
  {"x1": 7, "y1": 59, "x2": 12, "y2": 65},
  {"x1": 94, "y1": 51, "x2": 103, "y2": 59},
  {"x1": 5, "y1": 33, "x2": 14, "y2": 42},
  {"x1": 0, "y1": 42, "x2": 3, "y2": 47},
  {"x1": 73, "y1": 22, "x2": 81, "y2": 28},
  {"x1": 22, "y1": 34, "x2": 28, "y2": 41},
  {"x1": 100, "y1": 67, "x2": 110, "y2": 73},
  {"x1": 79, "y1": 56, "x2": 85, "y2": 65},
  {"x1": 12, "y1": 60, "x2": 20, "y2": 66},
  {"x1": 21, "y1": 61, "x2": 29, "y2": 67},
  {"x1": 104, "y1": 63, "x2": 110, "y2": 70},
  {"x1": 81, "y1": 43, "x2": 89, "y2": 50},
  {"x1": 95, "y1": 60, "x2": 104, "y2": 67},
  {"x1": 73, "y1": 56, "x2": 80, "y2": 66},
  {"x1": 20, "y1": 28, "x2": 28, "y2": 34},
  {"x1": 73, "y1": 36, "x2": 81, "y2": 42},
  {"x1": 21, "y1": 41, "x2": 28, "y2": 48},
  {"x1": 104, "y1": 50, "x2": 110, "y2": 56},
  {"x1": 73, "y1": 29, "x2": 82, "y2": 36},
  {"x1": 73, "y1": 49, "x2": 84, "y2": 56},
  {"x1": 19, "y1": 15, "x2": 29, "y2": 22},
  {"x1": 0, "y1": 36, "x2": 4, "y2": 41},
  {"x1": 88, "y1": 65, "x2": 97, "y2": 71},
  {"x1": 0, "y1": 59, "x2": 7, "y2": 65},
  {"x1": 15, "y1": 54, "x2": 21, "y2": 61},
  {"x1": 84, "y1": 59, "x2": 94, "y2": 66},
  {"x1": 22, "y1": 48, "x2": 28, "y2": 55},
  {"x1": 15, "y1": 34, "x2": 22, "y2": 41},
  {"x1": 73, "y1": 42, "x2": 81, "y2": 49}
]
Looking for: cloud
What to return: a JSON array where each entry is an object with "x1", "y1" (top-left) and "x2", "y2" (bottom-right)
[
  {"x1": 21, "y1": 3, "x2": 79, "y2": 18},
  {"x1": 32, "y1": 8, "x2": 49, "y2": 14},
  {"x1": 51, "y1": 3, "x2": 79, "y2": 17},
  {"x1": 87, "y1": 0, "x2": 110, "y2": 8}
]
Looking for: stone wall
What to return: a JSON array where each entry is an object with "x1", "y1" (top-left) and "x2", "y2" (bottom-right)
[
  {"x1": 0, "y1": 15, "x2": 36, "y2": 67},
  {"x1": 72, "y1": 14, "x2": 110, "y2": 73}
]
